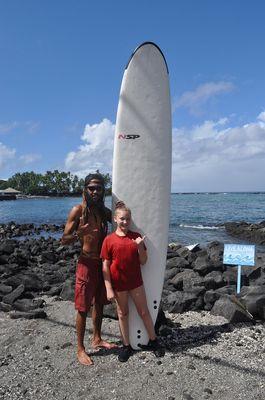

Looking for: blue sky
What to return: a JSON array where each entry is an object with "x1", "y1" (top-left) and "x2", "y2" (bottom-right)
[{"x1": 1, "y1": 1, "x2": 265, "y2": 192}]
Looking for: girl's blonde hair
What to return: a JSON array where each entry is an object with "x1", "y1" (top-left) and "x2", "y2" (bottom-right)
[{"x1": 114, "y1": 200, "x2": 131, "y2": 216}]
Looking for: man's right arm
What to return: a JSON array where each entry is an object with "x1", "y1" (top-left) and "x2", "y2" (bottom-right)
[{"x1": 61, "y1": 206, "x2": 81, "y2": 245}]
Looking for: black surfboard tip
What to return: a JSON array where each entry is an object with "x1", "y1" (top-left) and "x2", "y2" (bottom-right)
[{"x1": 125, "y1": 41, "x2": 169, "y2": 74}]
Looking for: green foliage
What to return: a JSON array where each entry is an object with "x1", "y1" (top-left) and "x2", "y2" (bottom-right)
[
  {"x1": 1, "y1": 170, "x2": 112, "y2": 196},
  {"x1": 0, "y1": 179, "x2": 9, "y2": 189}
]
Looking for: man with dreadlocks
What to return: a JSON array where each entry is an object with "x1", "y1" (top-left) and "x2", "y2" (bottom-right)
[{"x1": 62, "y1": 173, "x2": 117, "y2": 365}]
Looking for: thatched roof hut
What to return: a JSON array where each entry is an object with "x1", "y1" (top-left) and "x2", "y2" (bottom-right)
[
  {"x1": 0, "y1": 187, "x2": 21, "y2": 194},
  {"x1": 0, "y1": 187, "x2": 21, "y2": 200}
]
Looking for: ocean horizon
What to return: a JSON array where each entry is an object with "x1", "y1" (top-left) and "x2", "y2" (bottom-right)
[{"x1": 1, "y1": 192, "x2": 265, "y2": 248}]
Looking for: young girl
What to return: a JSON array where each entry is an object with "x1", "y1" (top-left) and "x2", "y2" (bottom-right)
[{"x1": 100, "y1": 201, "x2": 164, "y2": 362}]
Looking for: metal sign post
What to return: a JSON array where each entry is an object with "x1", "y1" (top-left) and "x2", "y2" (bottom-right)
[{"x1": 236, "y1": 265, "x2": 242, "y2": 294}]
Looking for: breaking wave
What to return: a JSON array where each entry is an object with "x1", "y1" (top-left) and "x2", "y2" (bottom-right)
[{"x1": 179, "y1": 224, "x2": 222, "y2": 230}]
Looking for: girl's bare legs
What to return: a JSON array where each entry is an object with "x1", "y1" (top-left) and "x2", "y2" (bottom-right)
[
  {"x1": 129, "y1": 285, "x2": 156, "y2": 340},
  {"x1": 130, "y1": 285, "x2": 165, "y2": 357},
  {"x1": 115, "y1": 290, "x2": 130, "y2": 345}
]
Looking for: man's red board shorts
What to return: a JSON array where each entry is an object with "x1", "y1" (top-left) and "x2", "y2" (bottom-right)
[{"x1": 75, "y1": 256, "x2": 108, "y2": 312}]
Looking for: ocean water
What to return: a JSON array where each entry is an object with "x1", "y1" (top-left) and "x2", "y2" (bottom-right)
[{"x1": 1, "y1": 193, "x2": 265, "y2": 247}]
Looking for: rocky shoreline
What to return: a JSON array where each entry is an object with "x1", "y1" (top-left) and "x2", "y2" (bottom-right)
[
  {"x1": 224, "y1": 221, "x2": 265, "y2": 245},
  {"x1": 1, "y1": 222, "x2": 265, "y2": 399},
  {"x1": 0, "y1": 222, "x2": 265, "y2": 323}
]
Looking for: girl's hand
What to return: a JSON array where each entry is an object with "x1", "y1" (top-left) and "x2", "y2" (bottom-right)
[
  {"x1": 106, "y1": 288, "x2": 115, "y2": 302},
  {"x1": 133, "y1": 236, "x2": 146, "y2": 248}
]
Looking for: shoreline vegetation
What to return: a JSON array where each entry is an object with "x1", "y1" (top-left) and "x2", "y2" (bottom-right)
[
  {"x1": 0, "y1": 170, "x2": 112, "y2": 197},
  {"x1": 1, "y1": 171, "x2": 265, "y2": 198}
]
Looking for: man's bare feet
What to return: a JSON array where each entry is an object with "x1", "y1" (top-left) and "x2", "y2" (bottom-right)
[
  {"x1": 91, "y1": 339, "x2": 118, "y2": 349},
  {"x1": 77, "y1": 349, "x2": 94, "y2": 366}
]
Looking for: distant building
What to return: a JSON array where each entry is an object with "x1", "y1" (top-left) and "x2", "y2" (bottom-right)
[{"x1": 0, "y1": 187, "x2": 21, "y2": 200}]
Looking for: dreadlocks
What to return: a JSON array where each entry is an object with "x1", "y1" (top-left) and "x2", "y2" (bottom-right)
[{"x1": 82, "y1": 173, "x2": 108, "y2": 236}]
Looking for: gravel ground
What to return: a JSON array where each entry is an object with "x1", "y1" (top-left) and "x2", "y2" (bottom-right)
[{"x1": 1, "y1": 297, "x2": 265, "y2": 400}]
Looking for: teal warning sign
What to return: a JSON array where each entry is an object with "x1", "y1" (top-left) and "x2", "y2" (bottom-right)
[{"x1": 223, "y1": 244, "x2": 255, "y2": 266}]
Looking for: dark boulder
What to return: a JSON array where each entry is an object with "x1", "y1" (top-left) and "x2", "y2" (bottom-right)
[
  {"x1": 60, "y1": 279, "x2": 75, "y2": 301},
  {"x1": 176, "y1": 247, "x2": 190, "y2": 259},
  {"x1": 211, "y1": 295, "x2": 254, "y2": 323},
  {"x1": 166, "y1": 256, "x2": 189, "y2": 269},
  {"x1": 239, "y1": 286, "x2": 265, "y2": 319},
  {"x1": 183, "y1": 274, "x2": 205, "y2": 291},
  {"x1": 4, "y1": 273, "x2": 43, "y2": 292},
  {"x1": 170, "y1": 270, "x2": 199, "y2": 290},
  {"x1": 206, "y1": 241, "x2": 224, "y2": 263},
  {"x1": 0, "y1": 283, "x2": 13, "y2": 295},
  {"x1": 2, "y1": 284, "x2": 25, "y2": 305},
  {"x1": 40, "y1": 250, "x2": 57, "y2": 263},
  {"x1": 169, "y1": 291, "x2": 204, "y2": 313},
  {"x1": 13, "y1": 298, "x2": 45, "y2": 312},
  {"x1": 0, "y1": 302, "x2": 13, "y2": 312},
  {"x1": 46, "y1": 285, "x2": 63, "y2": 296},
  {"x1": 204, "y1": 290, "x2": 220, "y2": 310},
  {"x1": 204, "y1": 271, "x2": 224, "y2": 290},
  {"x1": 9, "y1": 309, "x2": 47, "y2": 319},
  {"x1": 0, "y1": 254, "x2": 9, "y2": 265},
  {"x1": 164, "y1": 267, "x2": 180, "y2": 281},
  {"x1": 224, "y1": 221, "x2": 265, "y2": 245},
  {"x1": 193, "y1": 255, "x2": 213, "y2": 275},
  {"x1": 0, "y1": 240, "x2": 17, "y2": 255}
]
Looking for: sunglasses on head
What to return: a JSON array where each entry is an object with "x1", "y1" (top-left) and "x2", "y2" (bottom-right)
[{"x1": 86, "y1": 185, "x2": 103, "y2": 192}]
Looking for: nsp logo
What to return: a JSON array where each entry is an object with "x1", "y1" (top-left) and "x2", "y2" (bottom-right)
[{"x1": 118, "y1": 133, "x2": 140, "y2": 140}]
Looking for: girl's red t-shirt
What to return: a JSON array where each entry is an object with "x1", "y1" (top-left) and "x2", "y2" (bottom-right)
[{"x1": 100, "y1": 231, "x2": 145, "y2": 291}]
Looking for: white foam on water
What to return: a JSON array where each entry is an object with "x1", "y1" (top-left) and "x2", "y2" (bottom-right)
[{"x1": 179, "y1": 224, "x2": 221, "y2": 230}]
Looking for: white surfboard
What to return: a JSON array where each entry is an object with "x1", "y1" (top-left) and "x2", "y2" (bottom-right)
[{"x1": 112, "y1": 42, "x2": 172, "y2": 349}]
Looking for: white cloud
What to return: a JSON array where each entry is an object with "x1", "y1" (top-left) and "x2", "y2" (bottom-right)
[
  {"x1": 190, "y1": 118, "x2": 230, "y2": 140},
  {"x1": 172, "y1": 111, "x2": 265, "y2": 192},
  {"x1": 0, "y1": 144, "x2": 41, "y2": 176},
  {"x1": 0, "y1": 122, "x2": 19, "y2": 134},
  {"x1": 25, "y1": 121, "x2": 40, "y2": 133},
  {"x1": 64, "y1": 118, "x2": 115, "y2": 176},
  {"x1": 63, "y1": 111, "x2": 265, "y2": 192},
  {"x1": 174, "y1": 81, "x2": 235, "y2": 115},
  {"x1": 258, "y1": 111, "x2": 265, "y2": 122},
  {"x1": 19, "y1": 153, "x2": 42, "y2": 164},
  {"x1": 258, "y1": 111, "x2": 265, "y2": 128},
  {"x1": 0, "y1": 121, "x2": 39, "y2": 135},
  {"x1": 0, "y1": 142, "x2": 16, "y2": 169}
]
